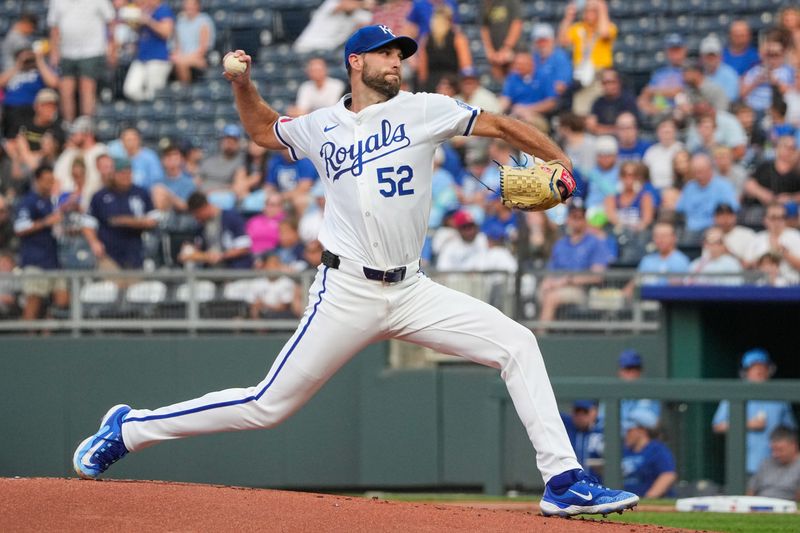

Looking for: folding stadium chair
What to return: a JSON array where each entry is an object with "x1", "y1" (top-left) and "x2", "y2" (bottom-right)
[
  {"x1": 125, "y1": 280, "x2": 168, "y2": 319},
  {"x1": 80, "y1": 280, "x2": 120, "y2": 319}
]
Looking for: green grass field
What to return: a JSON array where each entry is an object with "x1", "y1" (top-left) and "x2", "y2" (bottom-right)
[
  {"x1": 357, "y1": 493, "x2": 800, "y2": 532},
  {"x1": 605, "y1": 511, "x2": 799, "y2": 532}
]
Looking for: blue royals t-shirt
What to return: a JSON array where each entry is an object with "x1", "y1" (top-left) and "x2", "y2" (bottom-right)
[
  {"x1": 266, "y1": 154, "x2": 318, "y2": 192},
  {"x1": 622, "y1": 440, "x2": 676, "y2": 497},
  {"x1": 3, "y1": 69, "x2": 45, "y2": 107},
  {"x1": 548, "y1": 233, "x2": 611, "y2": 271},
  {"x1": 502, "y1": 71, "x2": 556, "y2": 106},
  {"x1": 14, "y1": 191, "x2": 59, "y2": 269},
  {"x1": 88, "y1": 185, "x2": 154, "y2": 268},
  {"x1": 137, "y1": 3, "x2": 175, "y2": 61}
]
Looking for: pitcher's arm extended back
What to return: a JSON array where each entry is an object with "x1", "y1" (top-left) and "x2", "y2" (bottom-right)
[{"x1": 225, "y1": 50, "x2": 285, "y2": 151}]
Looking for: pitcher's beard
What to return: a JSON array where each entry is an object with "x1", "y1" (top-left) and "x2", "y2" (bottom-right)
[{"x1": 362, "y1": 70, "x2": 400, "y2": 99}]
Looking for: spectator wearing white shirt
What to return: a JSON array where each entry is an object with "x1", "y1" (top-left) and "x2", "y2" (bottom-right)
[
  {"x1": 53, "y1": 116, "x2": 108, "y2": 207},
  {"x1": 436, "y1": 210, "x2": 488, "y2": 271},
  {"x1": 47, "y1": 0, "x2": 115, "y2": 122},
  {"x1": 293, "y1": 0, "x2": 372, "y2": 54},
  {"x1": 643, "y1": 117, "x2": 683, "y2": 191},
  {"x1": 288, "y1": 58, "x2": 345, "y2": 117},
  {"x1": 689, "y1": 227, "x2": 743, "y2": 285},
  {"x1": 713, "y1": 203, "x2": 755, "y2": 264},
  {"x1": 744, "y1": 202, "x2": 800, "y2": 284}
]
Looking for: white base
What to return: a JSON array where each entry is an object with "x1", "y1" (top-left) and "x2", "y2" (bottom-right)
[{"x1": 676, "y1": 495, "x2": 797, "y2": 513}]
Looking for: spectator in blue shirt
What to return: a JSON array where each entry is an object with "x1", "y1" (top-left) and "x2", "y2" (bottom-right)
[
  {"x1": 637, "y1": 33, "x2": 687, "y2": 119},
  {"x1": 85, "y1": 158, "x2": 158, "y2": 269},
  {"x1": 532, "y1": 23, "x2": 572, "y2": 98},
  {"x1": 615, "y1": 112, "x2": 651, "y2": 162},
  {"x1": 723, "y1": 20, "x2": 761, "y2": 76},
  {"x1": 713, "y1": 349, "x2": 798, "y2": 475},
  {"x1": 700, "y1": 35, "x2": 740, "y2": 103},
  {"x1": 265, "y1": 150, "x2": 319, "y2": 217},
  {"x1": 676, "y1": 153, "x2": 739, "y2": 238},
  {"x1": 584, "y1": 135, "x2": 620, "y2": 212},
  {"x1": 633, "y1": 222, "x2": 690, "y2": 291},
  {"x1": 740, "y1": 36, "x2": 795, "y2": 115},
  {"x1": 561, "y1": 400, "x2": 604, "y2": 479},
  {"x1": 123, "y1": 0, "x2": 175, "y2": 101},
  {"x1": 617, "y1": 349, "x2": 662, "y2": 425},
  {"x1": 13, "y1": 165, "x2": 69, "y2": 320},
  {"x1": 622, "y1": 408, "x2": 677, "y2": 498},
  {"x1": 107, "y1": 126, "x2": 164, "y2": 190},
  {"x1": 587, "y1": 68, "x2": 639, "y2": 136},
  {"x1": 181, "y1": 191, "x2": 253, "y2": 269},
  {"x1": 151, "y1": 144, "x2": 197, "y2": 214},
  {"x1": 0, "y1": 47, "x2": 60, "y2": 139},
  {"x1": 500, "y1": 52, "x2": 557, "y2": 123},
  {"x1": 538, "y1": 199, "x2": 610, "y2": 323}
]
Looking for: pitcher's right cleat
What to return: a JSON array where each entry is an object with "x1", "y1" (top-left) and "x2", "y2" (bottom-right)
[
  {"x1": 73, "y1": 404, "x2": 131, "y2": 480},
  {"x1": 539, "y1": 475, "x2": 639, "y2": 517}
]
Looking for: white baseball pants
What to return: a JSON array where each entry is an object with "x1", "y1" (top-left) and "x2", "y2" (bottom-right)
[{"x1": 121, "y1": 265, "x2": 580, "y2": 483}]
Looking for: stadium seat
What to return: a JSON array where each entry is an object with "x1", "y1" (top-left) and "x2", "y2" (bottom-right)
[{"x1": 80, "y1": 280, "x2": 120, "y2": 319}]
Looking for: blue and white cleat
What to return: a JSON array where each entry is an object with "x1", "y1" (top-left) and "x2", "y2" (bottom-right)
[
  {"x1": 539, "y1": 475, "x2": 639, "y2": 517},
  {"x1": 73, "y1": 404, "x2": 131, "y2": 480}
]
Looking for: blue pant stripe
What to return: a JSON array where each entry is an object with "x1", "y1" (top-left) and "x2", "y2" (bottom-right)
[{"x1": 124, "y1": 267, "x2": 330, "y2": 424}]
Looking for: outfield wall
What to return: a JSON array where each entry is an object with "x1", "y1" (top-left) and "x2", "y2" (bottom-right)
[{"x1": 0, "y1": 335, "x2": 666, "y2": 489}]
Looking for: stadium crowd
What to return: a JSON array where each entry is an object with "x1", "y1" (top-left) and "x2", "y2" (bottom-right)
[{"x1": 2, "y1": 0, "x2": 800, "y2": 322}]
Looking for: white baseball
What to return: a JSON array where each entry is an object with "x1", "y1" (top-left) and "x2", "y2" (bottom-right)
[{"x1": 224, "y1": 53, "x2": 247, "y2": 76}]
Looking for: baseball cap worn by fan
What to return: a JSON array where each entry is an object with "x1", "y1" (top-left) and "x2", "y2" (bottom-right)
[
  {"x1": 741, "y1": 348, "x2": 771, "y2": 369},
  {"x1": 664, "y1": 33, "x2": 685, "y2": 49},
  {"x1": 596, "y1": 135, "x2": 618, "y2": 155},
  {"x1": 623, "y1": 408, "x2": 659, "y2": 432},
  {"x1": 114, "y1": 158, "x2": 132, "y2": 172},
  {"x1": 700, "y1": 35, "x2": 722, "y2": 55},
  {"x1": 619, "y1": 349, "x2": 643, "y2": 369},
  {"x1": 344, "y1": 25, "x2": 418, "y2": 67},
  {"x1": 452, "y1": 210, "x2": 475, "y2": 228},
  {"x1": 221, "y1": 124, "x2": 242, "y2": 138},
  {"x1": 532, "y1": 23, "x2": 555, "y2": 41},
  {"x1": 70, "y1": 116, "x2": 94, "y2": 135},
  {"x1": 573, "y1": 399, "x2": 597, "y2": 411},
  {"x1": 34, "y1": 88, "x2": 59, "y2": 105}
]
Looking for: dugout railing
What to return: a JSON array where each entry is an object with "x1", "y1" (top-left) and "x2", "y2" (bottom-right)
[
  {"x1": 485, "y1": 378, "x2": 800, "y2": 497},
  {"x1": 0, "y1": 269, "x2": 794, "y2": 334}
]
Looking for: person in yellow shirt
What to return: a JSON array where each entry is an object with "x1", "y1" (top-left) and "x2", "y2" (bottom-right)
[{"x1": 558, "y1": 0, "x2": 618, "y2": 115}]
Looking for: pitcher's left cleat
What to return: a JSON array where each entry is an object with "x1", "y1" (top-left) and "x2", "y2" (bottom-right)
[
  {"x1": 73, "y1": 404, "x2": 131, "y2": 480},
  {"x1": 539, "y1": 475, "x2": 639, "y2": 517}
]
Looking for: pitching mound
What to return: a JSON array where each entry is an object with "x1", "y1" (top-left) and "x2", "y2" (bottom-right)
[{"x1": 0, "y1": 478, "x2": 686, "y2": 532}]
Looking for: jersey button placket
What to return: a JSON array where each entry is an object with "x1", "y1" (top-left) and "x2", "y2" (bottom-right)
[{"x1": 352, "y1": 120, "x2": 384, "y2": 266}]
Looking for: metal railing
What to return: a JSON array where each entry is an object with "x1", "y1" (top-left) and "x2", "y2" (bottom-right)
[
  {"x1": 0, "y1": 268, "x2": 793, "y2": 335},
  {"x1": 484, "y1": 378, "x2": 800, "y2": 496}
]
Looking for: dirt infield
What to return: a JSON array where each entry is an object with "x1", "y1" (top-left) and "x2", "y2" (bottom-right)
[{"x1": 0, "y1": 478, "x2": 692, "y2": 532}]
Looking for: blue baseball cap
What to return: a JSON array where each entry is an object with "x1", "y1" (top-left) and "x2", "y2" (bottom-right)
[
  {"x1": 573, "y1": 399, "x2": 598, "y2": 411},
  {"x1": 618, "y1": 349, "x2": 643, "y2": 369},
  {"x1": 483, "y1": 222, "x2": 507, "y2": 242},
  {"x1": 623, "y1": 409, "x2": 659, "y2": 432},
  {"x1": 221, "y1": 124, "x2": 242, "y2": 138},
  {"x1": 664, "y1": 33, "x2": 685, "y2": 48},
  {"x1": 344, "y1": 25, "x2": 418, "y2": 68},
  {"x1": 741, "y1": 348, "x2": 771, "y2": 369}
]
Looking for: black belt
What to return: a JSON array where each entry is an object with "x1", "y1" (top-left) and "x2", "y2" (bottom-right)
[{"x1": 322, "y1": 250, "x2": 409, "y2": 283}]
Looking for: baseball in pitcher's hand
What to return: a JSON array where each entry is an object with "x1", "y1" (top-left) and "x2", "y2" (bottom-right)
[{"x1": 223, "y1": 50, "x2": 252, "y2": 86}]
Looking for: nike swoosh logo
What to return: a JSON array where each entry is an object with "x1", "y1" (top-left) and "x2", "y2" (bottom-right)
[
  {"x1": 81, "y1": 428, "x2": 113, "y2": 467},
  {"x1": 568, "y1": 489, "x2": 593, "y2": 501},
  {"x1": 323, "y1": 124, "x2": 339, "y2": 132}
]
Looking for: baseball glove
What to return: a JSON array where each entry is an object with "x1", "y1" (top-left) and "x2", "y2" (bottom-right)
[{"x1": 499, "y1": 160, "x2": 577, "y2": 212}]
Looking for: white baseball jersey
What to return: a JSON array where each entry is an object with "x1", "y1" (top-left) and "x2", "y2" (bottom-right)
[
  {"x1": 274, "y1": 91, "x2": 479, "y2": 268},
  {"x1": 117, "y1": 89, "x2": 581, "y2": 486}
]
